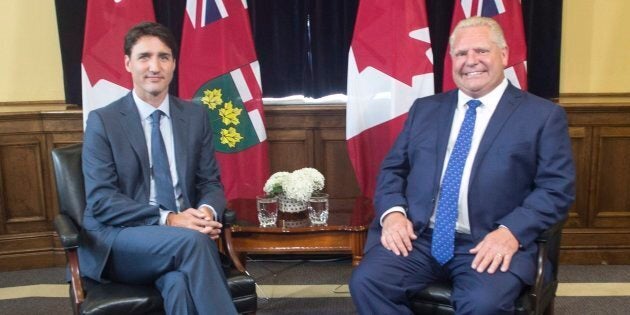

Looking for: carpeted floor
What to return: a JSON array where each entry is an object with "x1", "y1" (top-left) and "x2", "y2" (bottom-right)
[{"x1": 1, "y1": 258, "x2": 630, "y2": 314}]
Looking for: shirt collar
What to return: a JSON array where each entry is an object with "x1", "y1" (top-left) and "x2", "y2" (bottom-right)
[
  {"x1": 457, "y1": 78, "x2": 508, "y2": 111},
  {"x1": 132, "y1": 90, "x2": 171, "y2": 121}
]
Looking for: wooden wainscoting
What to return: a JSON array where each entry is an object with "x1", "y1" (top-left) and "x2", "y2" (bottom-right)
[
  {"x1": 0, "y1": 107, "x2": 83, "y2": 270},
  {"x1": 265, "y1": 105, "x2": 361, "y2": 217},
  {"x1": 560, "y1": 95, "x2": 630, "y2": 264},
  {"x1": 0, "y1": 96, "x2": 629, "y2": 270}
]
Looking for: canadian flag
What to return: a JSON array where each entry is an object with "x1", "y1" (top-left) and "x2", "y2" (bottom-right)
[
  {"x1": 347, "y1": 0, "x2": 434, "y2": 221},
  {"x1": 81, "y1": 0, "x2": 155, "y2": 127},
  {"x1": 443, "y1": 0, "x2": 527, "y2": 91},
  {"x1": 179, "y1": 0, "x2": 269, "y2": 218}
]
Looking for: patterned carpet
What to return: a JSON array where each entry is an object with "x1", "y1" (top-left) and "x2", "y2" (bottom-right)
[{"x1": 1, "y1": 258, "x2": 630, "y2": 314}]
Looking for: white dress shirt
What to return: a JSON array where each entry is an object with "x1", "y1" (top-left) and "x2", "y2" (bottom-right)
[
  {"x1": 132, "y1": 91, "x2": 183, "y2": 225},
  {"x1": 381, "y1": 79, "x2": 509, "y2": 234}
]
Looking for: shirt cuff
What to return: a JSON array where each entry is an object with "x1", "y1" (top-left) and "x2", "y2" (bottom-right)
[
  {"x1": 159, "y1": 209, "x2": 173, "y2": 226},
  {"x1": 199, "y1": 204, "x2": 218, "y2": 220},
  {"x1": 380, "y1": 206, "x2": 407, "y2": 226}
]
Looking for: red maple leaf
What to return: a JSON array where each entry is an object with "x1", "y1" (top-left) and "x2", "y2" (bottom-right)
[{"x1": 352, "y1": 0, "x2": 433, "y2": 86}]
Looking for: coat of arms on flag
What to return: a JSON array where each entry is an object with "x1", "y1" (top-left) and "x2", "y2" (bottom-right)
[
  {"x1": 179, "y1": 0, "x2": 269, "y2": 214},
  {"x1": 191, "y1": 64, "x2": 266, "y2": 153}
]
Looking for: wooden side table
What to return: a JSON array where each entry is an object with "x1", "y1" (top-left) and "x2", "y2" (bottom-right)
[{"x1": 223, "y1": 215, "x2": 368, "y2": 273}]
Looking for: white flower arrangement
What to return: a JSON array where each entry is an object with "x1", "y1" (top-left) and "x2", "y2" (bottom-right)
[{"x1": 263, "y1": 168, "x2": 325, "y2": 202}]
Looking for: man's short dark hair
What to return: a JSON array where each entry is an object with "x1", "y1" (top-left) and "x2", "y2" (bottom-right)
[{"x1": 124, "y1": 21, "x2": 178, "y2": 58}]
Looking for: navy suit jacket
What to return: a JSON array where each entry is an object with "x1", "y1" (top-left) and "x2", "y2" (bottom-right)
[
  {"x1": 80, "y1": 93, "x2": 225, "y2": 281},
  {"x1": 368, "y1": 84, "x2": 575, "y2": 284}
]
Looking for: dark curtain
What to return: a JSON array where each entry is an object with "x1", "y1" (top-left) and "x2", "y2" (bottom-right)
[
  {"x1": 522, "y1": 0, "x2": 563, "y2": 99},
  {"x1": 249, "y1": 0, "x2": 359, "y2": 97},
  {"x1": 54, "y1": 0, "x2": 87, "y2": 107},
  {"x1": 425, "y1": 0, "x2": 457, "y2": 94},
  {"x1": 55, "y1": 0, "x2": 562, "y2": 106}
]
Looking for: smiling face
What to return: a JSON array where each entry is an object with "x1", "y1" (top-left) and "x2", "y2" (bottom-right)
[
  {"x1": 450, "y1": 25, "x2": 508, "y2": 99},
  {"x1": 124, "y1": 35, "x2": 175, "y2": 107}
]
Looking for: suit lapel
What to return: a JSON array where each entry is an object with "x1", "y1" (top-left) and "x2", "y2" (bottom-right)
[
  {"x1": 170, "y1": 97, "x2": 190, "y2": 204},
  {"x1": 470, "y1": 84, "x2": 523, "y2": 181},
  {"x1": 118, "y1": 94, "x2": 151, "y2": 185}
]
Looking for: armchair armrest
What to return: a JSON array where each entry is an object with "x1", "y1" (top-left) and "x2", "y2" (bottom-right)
[
  {"x1": 531, "y1": 219, "x2": 566, "y2": 313},
  {"x1": 535, "y1": 220, "x2": 565, "y2": 244},
  {"x1": 221, "y1": 209, "x2": 247, "y2": 273},
  {"x1": 54, "y1": 214, "x2": 80, "y2": 249},
  {"x1": 223, "y1": 208, "x2": 237, "y2": 226},
  {"x1": 54, "y1": 214, "x2": 85, "y2": 309}
]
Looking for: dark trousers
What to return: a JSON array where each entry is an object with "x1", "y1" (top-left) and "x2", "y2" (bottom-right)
[
  {"x1": 105, "y1": 225, "x2": 237, "y2": 315},
  {"x1": 350, "y1": 229, "x2": 524, "y2": 315}
]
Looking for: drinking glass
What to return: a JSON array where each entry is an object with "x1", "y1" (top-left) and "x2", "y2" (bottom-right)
[
  {"x1": 308, "y1": 193, "x2": 329, "y2": 226},
  {"x1": 257, "y1": 195, "x2": 278, "y2": 227}
]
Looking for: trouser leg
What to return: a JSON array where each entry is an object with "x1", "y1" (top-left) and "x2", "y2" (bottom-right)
[
  {"x1": 106, "y1": 226, "x2": 237, "y2": 315},
  {"x1": 349, "y1": 230, "x2": 444, "y2": 315},
  {"x1": 447, "y1": 234, "x2": 525, "y2": 315},
  {"x1": 156, "y1": 271, "x2": 196, "y2": 315}
]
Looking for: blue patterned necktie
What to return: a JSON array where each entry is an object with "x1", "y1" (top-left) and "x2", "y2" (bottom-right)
[
  {"x1": 431, "y1": 99, "x2": 481, "y2": 265},
  {"x1": 150, "y1": 110, "x2": 177, "y2": 212}
]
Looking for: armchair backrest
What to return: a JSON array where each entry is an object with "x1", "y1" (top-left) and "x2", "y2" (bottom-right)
[{"x1": 51, "y1": 143, "x2": 86, "y2": 227}]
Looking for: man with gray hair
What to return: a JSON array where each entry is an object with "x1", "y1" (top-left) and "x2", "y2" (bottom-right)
[{"x1": 350, "y1": 16, "x2": 574, "y2": 314}]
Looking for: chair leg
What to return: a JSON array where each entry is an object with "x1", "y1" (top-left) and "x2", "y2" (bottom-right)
[
  {"x1": 543, "y1": 300, "x2": 554, "y2": 315},
  {"x1": 67, "y1": 250, "x2": 84, "y2": 315}
]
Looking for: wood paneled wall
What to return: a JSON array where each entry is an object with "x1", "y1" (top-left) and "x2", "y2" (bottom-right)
[
  {"x1": 0, "y1": 108, "x2": 83, "y2": 270},
  {"x1": 265, "y1": 105, "x2": 360, "y2": 217},
  {"x1": 559, "y1": 96, "x2": 630, "y2": 264},
  {"x1": 0, "y1": 96, "x2": 629, "y2": 270}
]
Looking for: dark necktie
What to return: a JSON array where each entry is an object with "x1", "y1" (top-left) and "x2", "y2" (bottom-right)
[
  {"x1": 150, "y1": 110, "x2": 177, "y2": 211},
  {"x1": 431, "y1": 99, "x2": 481, "y2": 265}
]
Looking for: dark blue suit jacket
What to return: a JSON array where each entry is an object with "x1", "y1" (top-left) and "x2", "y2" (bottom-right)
[
  {"x1": 80, "y1": 93, "x2": 225, "y2": 281},
  {"x1": 368, "y1": 84, "x2": 575, "y2": 284}
]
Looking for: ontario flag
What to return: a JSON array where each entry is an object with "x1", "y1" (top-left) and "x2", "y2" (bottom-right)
[
  {"x1": 347, "y1": 0, "x2": 434, "y2": 223},
  {"x1": 443, "y1": 0, "x2": 527, "y2": 91},
  {"x1": 81, "y1": 0, "x2": 155, "y2": 127},
  {"x1": 179, "y1": 0, "x2": 269, "y2": 217}
]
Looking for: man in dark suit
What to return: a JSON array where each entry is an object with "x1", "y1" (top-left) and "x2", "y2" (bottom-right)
[
  {"x1": 349, "y1": 16, "x2": 575, "y2": 314},
  {"x1": 81, "y1": 22, "x2": 237, "y2": 314}
]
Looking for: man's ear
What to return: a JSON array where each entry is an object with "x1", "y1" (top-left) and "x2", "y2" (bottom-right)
[
  {"x1": 501, "y1": 46, "x2": 509, "y2": 67},
  {"x1": 124, "y1": 55, "x2": 131, "y2": 72}
]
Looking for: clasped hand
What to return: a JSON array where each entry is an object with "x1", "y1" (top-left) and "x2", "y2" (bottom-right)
[
  {"x1": 167, "y1": 208, "x2": 222, "y2": 240},
  {"x1": 381, "y1": 212, "x2": 519, "y2": 273}
]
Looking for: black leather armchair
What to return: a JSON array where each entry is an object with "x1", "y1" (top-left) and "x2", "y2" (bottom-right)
[
  {"x1": 409, "y1": 221, "x2": 565, "y2": 315},
  {"x1": 52, "y1": 143, "x2": 257, "y2": 315}
]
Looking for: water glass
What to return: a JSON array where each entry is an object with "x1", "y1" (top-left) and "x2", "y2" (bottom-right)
[
  {"x1": 308, "y1": 193, "x2": 329, "y2": 225},
  {"x1": 257, "y1": 195, "x2": 278, "y2": 227}
]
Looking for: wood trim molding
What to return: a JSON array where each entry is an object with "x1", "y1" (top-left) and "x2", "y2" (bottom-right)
[{"x1": 0, "y1": 101, "x2": 77, "y2": 114}]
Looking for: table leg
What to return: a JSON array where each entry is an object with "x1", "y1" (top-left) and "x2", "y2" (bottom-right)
[{"x1": 351, "y1": 230, "x2": 367, "y2": 266}]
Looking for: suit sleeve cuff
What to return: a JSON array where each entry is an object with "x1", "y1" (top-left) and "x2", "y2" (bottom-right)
[{"x1": 380, "y1": 206, "x2": 406, "y2": 226}]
